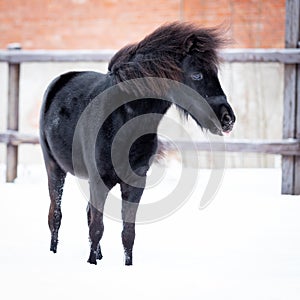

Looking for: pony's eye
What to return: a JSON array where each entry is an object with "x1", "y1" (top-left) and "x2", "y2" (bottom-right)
[{"x1": 191, "y1": 72, "x2": 203, "y2": 81}]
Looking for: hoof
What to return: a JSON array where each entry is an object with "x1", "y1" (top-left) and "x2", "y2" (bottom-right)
[
  {"x1": 124, "y1": 252, "x2": 132, "y2": 266},
  {"x1": 125, "y1": 260, "x2": 132, "y2": 266},
  {"x1": 88, "y1": 251, "x2": 97, "y2": 265},
  {"x1": 50, "y1": 240, "x2": 57, "y2": 253},
  {"x1": 87, "y1": 258, "x2": 97, "y2": 265}
]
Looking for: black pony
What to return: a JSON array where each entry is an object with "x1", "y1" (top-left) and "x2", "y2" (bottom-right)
[{"x1": 40, "y1": 22, "x2": 235, "y2": 265}]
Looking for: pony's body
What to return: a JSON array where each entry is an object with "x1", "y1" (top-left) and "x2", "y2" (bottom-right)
[
  {"x1": 40, "y1": 22, "x2": 235, "y2": 265},
  {"x1": 41, "y1": 71, "x2": 170, "y2": 181}
]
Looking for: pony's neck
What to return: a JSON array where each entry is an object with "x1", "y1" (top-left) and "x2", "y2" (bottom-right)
[{"x1": 127, "y1": 98, "x2": 172, "y2": 116}]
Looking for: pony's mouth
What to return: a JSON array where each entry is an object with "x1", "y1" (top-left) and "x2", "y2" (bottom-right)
[
  {"x1": 207, "y1": 121, "x2": 234, "y2": 136},
  {"x1": 222, "y1": 128, "x2": 233, "y2": 136},
  {"x1": 206, "y1": 118, "x2": 235, "y2": 136},
  {"x1": 221, "y1": 122, "x2": 234, "y2": 136},
  {"x1": 207, "y1": 126, "x2": 223, "y2": 136},
  {"x1": 208, "y1": 127, "x2": 233, "y2": 136}
]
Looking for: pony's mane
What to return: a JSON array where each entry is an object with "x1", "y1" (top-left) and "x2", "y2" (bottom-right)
[{"x1": 108, "y1": 22, "x2": 228, "y2": 85}]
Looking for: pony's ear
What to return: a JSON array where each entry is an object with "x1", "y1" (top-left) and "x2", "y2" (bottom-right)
[{"x1": 184, "y1": 34, "x2": 197, "y2": 53}]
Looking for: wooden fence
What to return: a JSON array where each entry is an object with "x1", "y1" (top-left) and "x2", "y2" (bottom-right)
[
  {"x1": 0, "y1": 47, "x2": 299, "y2": 193},
  {"x1": 0, "y1": 1, "x2": 299, "y2": 194}
]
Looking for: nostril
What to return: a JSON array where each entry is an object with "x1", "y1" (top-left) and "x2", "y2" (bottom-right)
[{"x1": 221, "y1": 113, "x2": 232, "y2": 124}]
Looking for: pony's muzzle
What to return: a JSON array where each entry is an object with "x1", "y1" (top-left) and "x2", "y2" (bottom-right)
[
  {"x1": 207, "y1": 96, "x2": 236, "y2": 134},
  {"x1": 220, "y1": 105, "x2": 235, "y2": 134}
]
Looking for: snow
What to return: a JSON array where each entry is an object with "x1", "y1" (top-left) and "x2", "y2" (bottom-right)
[{"x1": 1, "y1": 165, "x2": 300, "y2": 300}]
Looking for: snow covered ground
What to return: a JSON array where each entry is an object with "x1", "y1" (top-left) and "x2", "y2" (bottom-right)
[{"x1": 1, "y1": 165, "x2": 300, "y2": 300}]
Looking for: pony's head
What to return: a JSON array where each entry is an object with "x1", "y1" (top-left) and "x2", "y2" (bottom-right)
[
  {"x1": 108, "y1": 22, "x2": 235, "y2": 135},
  {"x1": 180, "y1": 29, "x2": 235, "y2": 134}
]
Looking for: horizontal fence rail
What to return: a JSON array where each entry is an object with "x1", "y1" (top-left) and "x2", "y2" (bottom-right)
[
  {"x1": 220, "y1": 49, "x2": 300, "y2": 63},
  {"x1": 1, "y1": 131, "x2": 299, "y2": 156},
  {"x1": 158, "y1": 139, "x2": 300, "y2": 156},
  {"x1": 0, "y1": 49, "x2": 116, "y2": 63},
  {"x1": 0, "y1": 131, "x2": 40, "y2": 146},
  {"x1": 0, "y1": 48, "x2": 300, "y2": 64}
]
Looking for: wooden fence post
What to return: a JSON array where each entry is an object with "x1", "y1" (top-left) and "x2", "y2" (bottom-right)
[
  {"x1": 6, "y1": 43, "x2": 21, "y2": 182},
  {"x1": 282, "y1": 0, "x2": 300, "y2": 194},
  {"x1": 296, "y1": 62, "x2": 300, "y2": 194}
]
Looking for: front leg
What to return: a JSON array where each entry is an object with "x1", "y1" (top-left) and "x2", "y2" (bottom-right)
[
  {"x1": 120, "y1": 182, "x2": 145, "y2": 266},
  {"x1": 87, "y1": 203, "x2": 103, "y2": 261},
  {"x1": 87, "y1": 207, "x2": 104, "y2": 265},
  {"x1": 122, "y1": 222, "x2": 135, "y2": 265},
  {"x1": 87, "y1": 182, "x2": 109, "y2": 265}
]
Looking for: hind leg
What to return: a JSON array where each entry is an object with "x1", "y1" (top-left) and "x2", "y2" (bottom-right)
[{"x1": 46, "y1": 159, "x2": 66, "y2": 253}]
